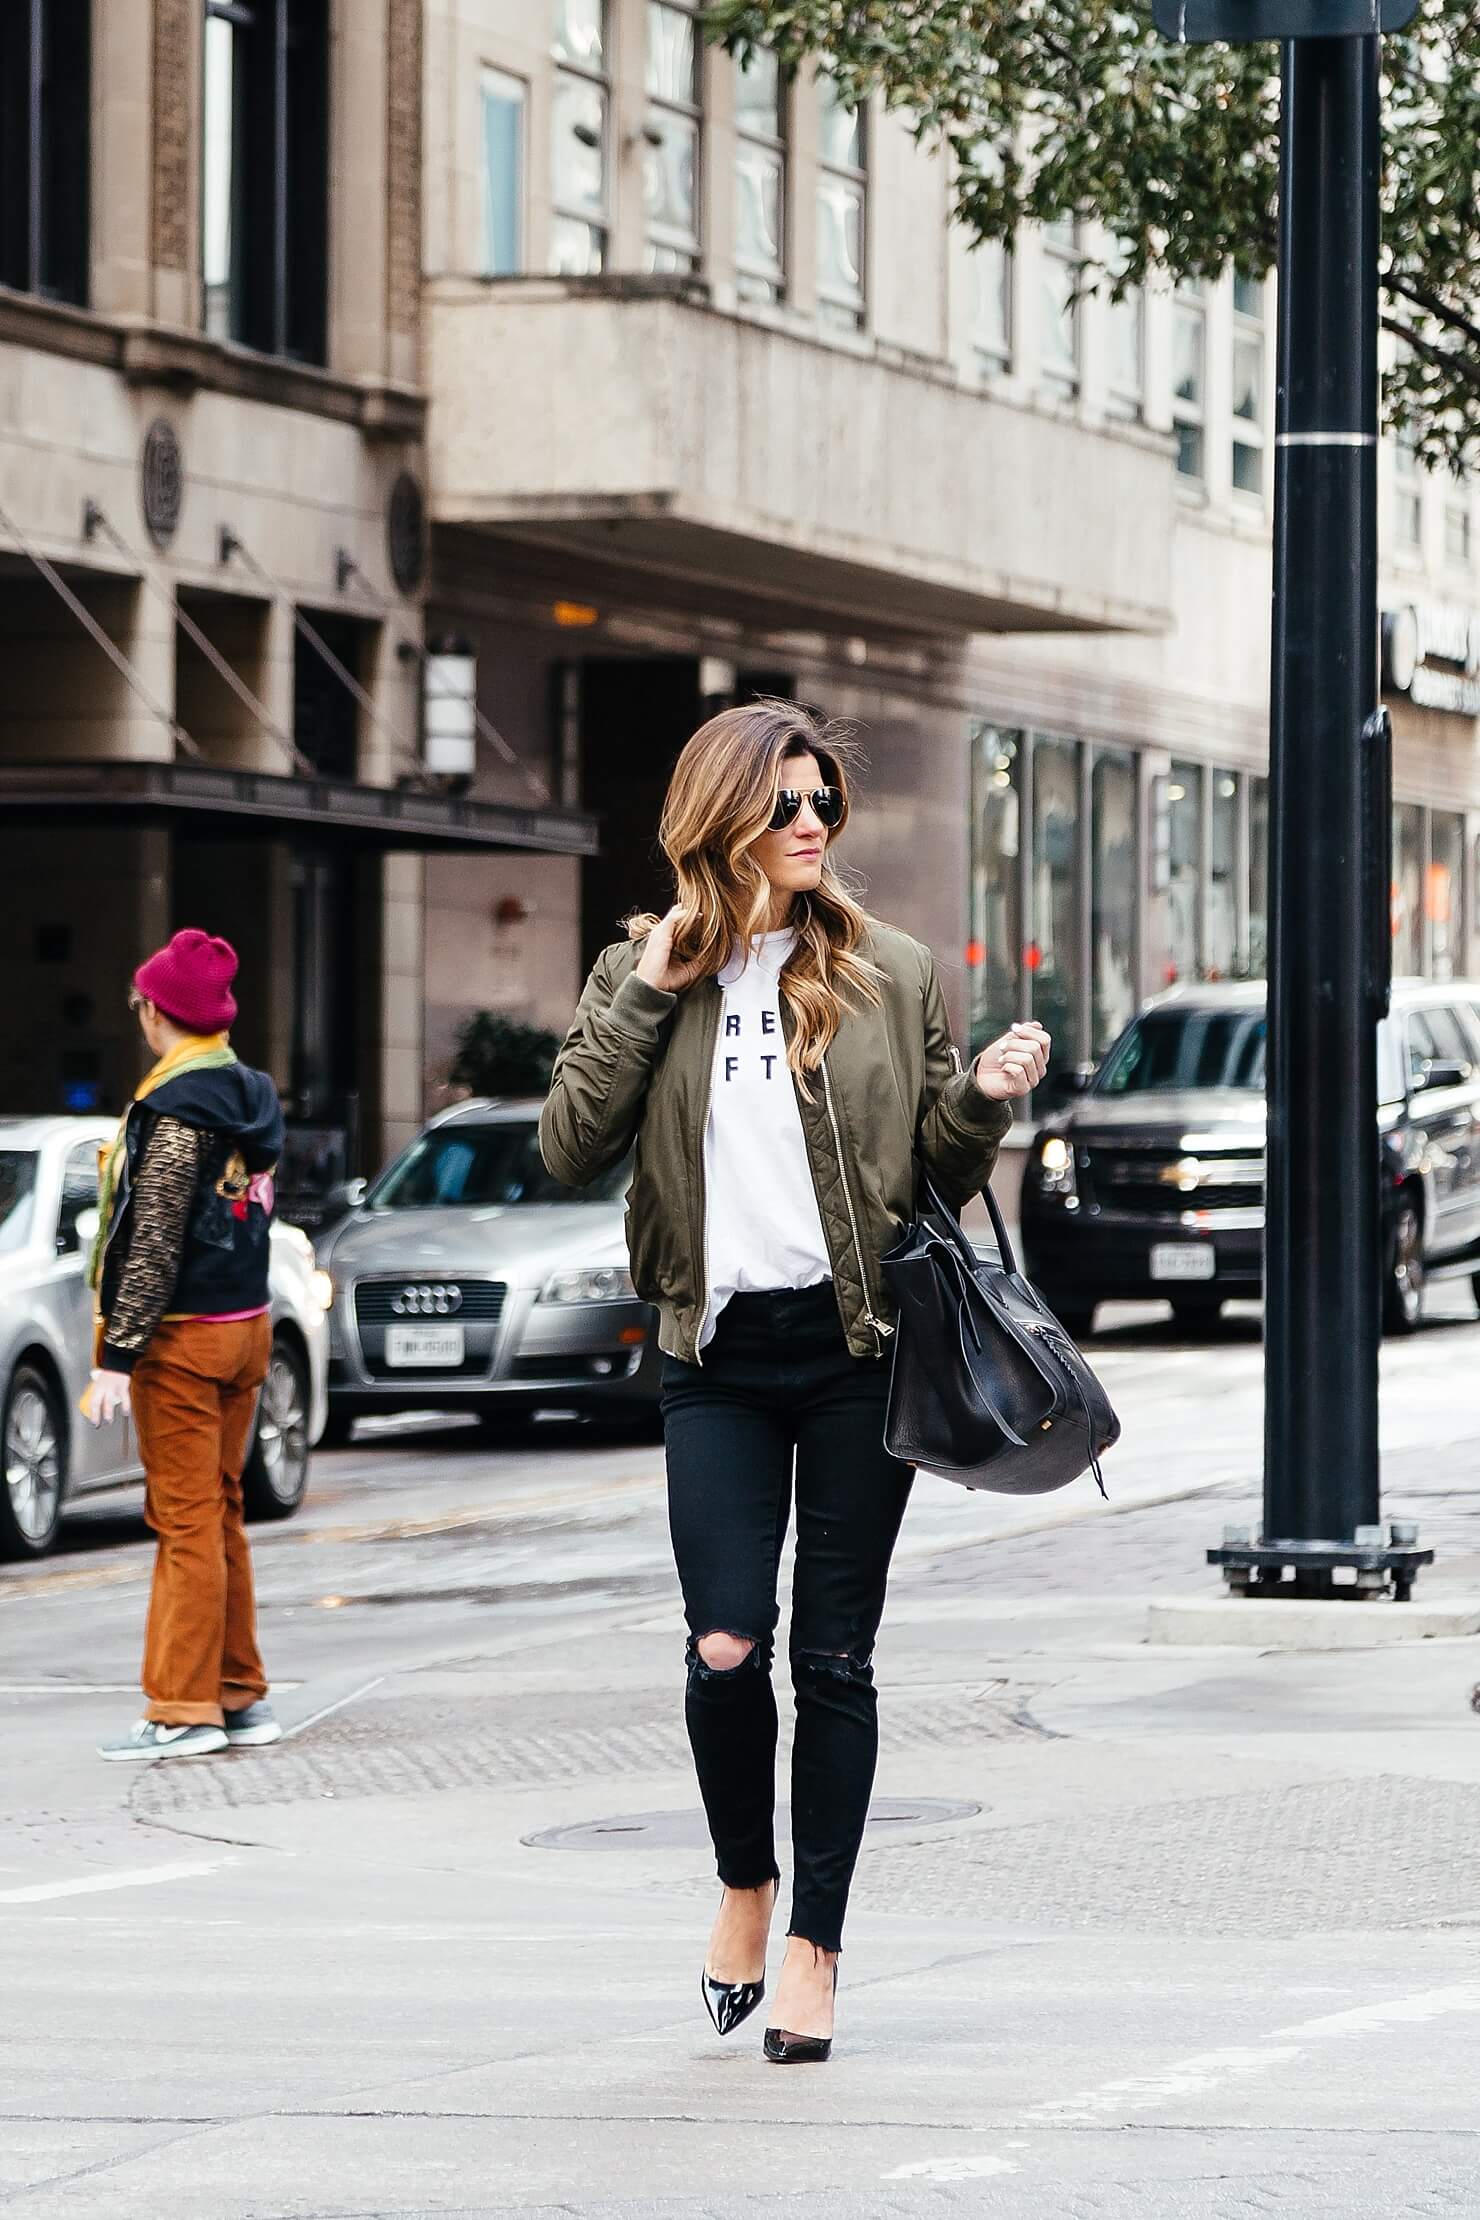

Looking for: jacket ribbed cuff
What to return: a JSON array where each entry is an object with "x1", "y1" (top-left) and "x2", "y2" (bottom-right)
[
  {"x1": 607, "y1": 969, "x2": 677, "y2": 1042},
  {"x1": 98, "y1": 1341, "x2": 141, "y2": 1375},
  {"x1": 945, "y1": 1071, "x2": 1015, "y2": 1138}
]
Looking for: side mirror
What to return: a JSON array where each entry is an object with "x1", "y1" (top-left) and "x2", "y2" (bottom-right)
[
  {"x1": 324, "y1": 1177, "x2": 368, "y2": 1214},
  {"x1": 1418, "y1": 1058, "x2": 1469, "y2": 1093},
  {"x1": 73, "y1": 1205, "x2": 101, "y2": 1247}
]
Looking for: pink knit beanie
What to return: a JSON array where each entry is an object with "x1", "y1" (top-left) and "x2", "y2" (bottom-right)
[{"x1": 133, "y1": 929, "x2": 239, "y2": 1032}]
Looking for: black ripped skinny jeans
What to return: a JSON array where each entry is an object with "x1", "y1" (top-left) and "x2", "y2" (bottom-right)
[{"x1": 661, "y1": 1281, "x2": 914, "y2": 1955}]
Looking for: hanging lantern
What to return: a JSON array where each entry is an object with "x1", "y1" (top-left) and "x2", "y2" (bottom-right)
[{"x1": 423, "y1": 633, "x2": 477, "y2": 777}]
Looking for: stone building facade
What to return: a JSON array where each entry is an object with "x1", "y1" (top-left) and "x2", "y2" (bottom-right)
[
  {"x1": 416, "y1": 0, "x2": 1480, "y2": 1105},
  {"x1": 7, "y1": 5, "x2": 1478, "y2": 1184},
  {"x1": 0, "y1": 0, "x2": 594, "y2": 1196}
]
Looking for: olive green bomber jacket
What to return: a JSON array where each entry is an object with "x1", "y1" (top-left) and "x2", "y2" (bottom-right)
[{"x1": 538, "y1": 922, "x2": 1013, "y2": 1365}]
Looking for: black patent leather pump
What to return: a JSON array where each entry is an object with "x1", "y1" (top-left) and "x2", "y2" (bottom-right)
[
  {"x1": 700, "y1": 1879, "x2": 777, "y2": 2037},
  {"x1": 700, "y1": 1967, "x2": 766, "y2": 2038},
  {"x1": 763, "y1": 1964, "x2": 838, "y2": 2063}
]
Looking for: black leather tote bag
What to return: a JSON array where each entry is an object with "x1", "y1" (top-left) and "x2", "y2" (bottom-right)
[{"x1": 880, "y1": 1169, "x2": 1119, "y2": 1497}]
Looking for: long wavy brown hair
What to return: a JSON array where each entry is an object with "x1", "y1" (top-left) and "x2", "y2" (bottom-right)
[{"x1": 627, "y1": 699, "x2": 882, "y2": 1087}]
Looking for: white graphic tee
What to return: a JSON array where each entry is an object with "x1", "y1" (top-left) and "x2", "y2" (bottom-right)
[{"x1": 698, "y1": 927, "x2": 832, "y2": 1350}]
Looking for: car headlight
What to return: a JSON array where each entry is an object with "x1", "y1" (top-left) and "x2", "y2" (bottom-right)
[
  {"x1": 539, "y1": 1265, "x2": 637, "y2": 1304},
  {"x1": 1037, "y1": 1134, "x2": 1078, "y2": 1198},
  {"x1": 310, "y1": 1269, "x2": 336, "y2": 1312}
]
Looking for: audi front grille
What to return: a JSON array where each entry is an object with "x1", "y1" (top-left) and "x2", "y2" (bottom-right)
[{"x1": 353, "y1": 1280, "x2": 509, "y2": 1325}]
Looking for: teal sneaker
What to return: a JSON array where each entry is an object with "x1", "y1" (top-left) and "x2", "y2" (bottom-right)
[
  {"x1": 98, "y1": 1720, "x2": 229, "y2": 1762},
  {"x1": 223, "y1": 1701, "x2": 282, "y2": 1747}
]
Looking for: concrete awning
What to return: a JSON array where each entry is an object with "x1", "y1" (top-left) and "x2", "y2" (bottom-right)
[
  {"x1": 0, "y1": 761, "x2": 599, "y2": 855},
  {"x1": 427, "y1": 278, "x2": 1176, "y2": 643}
]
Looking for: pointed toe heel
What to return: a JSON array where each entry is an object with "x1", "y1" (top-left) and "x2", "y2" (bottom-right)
[
  {"x1": 701, "y1": 1969, "x2": 766, "y2": 2038},
  {"x1": 762, "y1": 2025, "x2": 833, "y2": 2064}
]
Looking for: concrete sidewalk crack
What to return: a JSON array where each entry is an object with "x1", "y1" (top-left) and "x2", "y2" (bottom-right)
[{"x1": 0, "y1": 2120, "x2": 226, "y2": 2209}]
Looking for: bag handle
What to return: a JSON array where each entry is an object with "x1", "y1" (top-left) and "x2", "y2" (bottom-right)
[{"x1": 917, "y1": 1162, "x2": 1021, "y2": 1280}]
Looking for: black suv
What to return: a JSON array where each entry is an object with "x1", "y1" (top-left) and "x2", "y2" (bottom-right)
[{"x1": 1022, "y1": 979, "x2": 1480, "y2": 1336}]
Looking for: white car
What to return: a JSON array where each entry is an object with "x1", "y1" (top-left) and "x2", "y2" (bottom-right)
[{"x1": 0, "y1": 1116, "x2": 330, "y2": 1560}]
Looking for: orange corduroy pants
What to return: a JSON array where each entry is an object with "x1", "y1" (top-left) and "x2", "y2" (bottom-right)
[{"x1": 130, "y1": 1315, "x2": 272, "y2": 1727}]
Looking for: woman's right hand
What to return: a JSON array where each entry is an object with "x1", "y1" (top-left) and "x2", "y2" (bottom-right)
[{"x1": 635, "y1": 905, "x2": 705, "y2": 994}]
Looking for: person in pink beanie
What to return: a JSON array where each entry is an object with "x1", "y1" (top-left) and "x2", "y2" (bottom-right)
[{"x1": 87, "y1": 931, "x2": 287, "y2": 1763}]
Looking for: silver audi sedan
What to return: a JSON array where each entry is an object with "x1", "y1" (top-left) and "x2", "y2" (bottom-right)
[
  {"x1": 0, "y1": 1117, "x2": 330, "y2": 1560},
  {"x1": 313, "y1": 1098, "x2": 661, "y2": 1441}
]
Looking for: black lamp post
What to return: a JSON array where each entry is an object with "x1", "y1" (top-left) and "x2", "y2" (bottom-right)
[{"x1": 1154, "y1": 0, "x2": 1430, "y2": 1599}]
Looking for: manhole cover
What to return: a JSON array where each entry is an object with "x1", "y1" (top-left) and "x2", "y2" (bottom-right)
[{"x1": 524, "y1": 1796, "x2": 981, "y2": 1852}]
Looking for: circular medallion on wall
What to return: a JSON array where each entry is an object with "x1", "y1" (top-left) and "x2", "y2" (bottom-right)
[
  {"x1": 140, "y1": 418, "x2": 184, "y2": 549},
  {"x1": 387, "y1": 470, "x2": 427, "y2": 596}
]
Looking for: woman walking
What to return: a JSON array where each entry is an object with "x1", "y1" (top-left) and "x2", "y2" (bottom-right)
[{"x1": 539, "y1": 702, "x2": 1047, "y2": 2060}]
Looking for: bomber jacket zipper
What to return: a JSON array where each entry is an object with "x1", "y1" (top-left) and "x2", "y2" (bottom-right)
[
  {"x1": 820, "y1": 1052, "x2": 894, "y2": 1355},
  {"x1": 688, "y1": 986, "x2": 723, "y2": 1366}
]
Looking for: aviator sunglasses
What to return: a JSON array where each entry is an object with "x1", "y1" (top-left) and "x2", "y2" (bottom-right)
[{"x1": 768, "y1": 784, "x2": 845, "y2": 833}]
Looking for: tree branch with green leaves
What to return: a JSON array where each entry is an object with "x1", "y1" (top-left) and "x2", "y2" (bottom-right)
[{"x1": 706, "y1": 0, "x2": 1480, "y2": 470}]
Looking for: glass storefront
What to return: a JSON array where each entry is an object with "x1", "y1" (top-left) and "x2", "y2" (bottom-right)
[
  {"x1": 1031, "y1": 737, "x2": 1082, "y2": 1086},
  {"x1": 966, "y1": 722, "x2": 1474, "y2": 1102},
  {"x1": 1208, "y1": 769, "x2": 1240, "y2": 978},
  {"x1": 1091, "y1": 751, "x2": 1137, "y2": 1053},
  {"x1": 1392, "y1": 801, "x2": 1424, "y2": 978},
  {"x1": 1249, "y1": 776, "x2": 1269, "y2": 978},
  {"x1": 1429, "y1": 811, "x2": 1464, "y2": 981},
  {"x1": 1166, "y1": 759, "x2": 1202, "y2": 984},
  {"x1": 966, "y1": 723, "x2": 1022, "y2": 1056}
]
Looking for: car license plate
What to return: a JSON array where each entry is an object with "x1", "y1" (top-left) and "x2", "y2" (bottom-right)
[
  {"x1": 1150, "y1": 1243, "x2": 1216, "y2": 1283},
  {"x1": 384, "y1": 1324, "x2": 466, "y2": 1368}
]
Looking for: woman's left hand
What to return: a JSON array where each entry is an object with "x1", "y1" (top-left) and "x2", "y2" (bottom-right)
[{"x1": 973, "y1": 1021, "x2": 1051, "y2": 1101}]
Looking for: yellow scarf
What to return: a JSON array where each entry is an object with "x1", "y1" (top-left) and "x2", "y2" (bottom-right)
[{"x1": 88, "y1": 1033, "x2": 235, "y2": 1293}]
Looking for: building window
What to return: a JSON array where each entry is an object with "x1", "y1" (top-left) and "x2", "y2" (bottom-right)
[
  {"x1": 971, "y1": 239, "x2": 1012, "y2": 376},
  {"x1": 1209, "y1": 769, "x2": 1239, "y2": 977},
  {"x1": 202, "y1": 0, "x2": 329, "y2": 363},
  {"x1": 645, "y1": 0, "x2": 701, "y2": 273},
  {"x1": 1231, "y1": 273, "x2": 1266, "y2": 499},
  {"x1": 1166, "y1": 759, "x2": 1202, "y2": 981},
  {"x1": 1249, "y1": 775, "x2": 1268, "y2": 978},
  {"x1": 1032, "y1": 735, "x2": 1083, "y2": 1086},
  {"x1": 0, "y1": 0, "x2": 91, "y2": 305},
  {"x1": 1392, "y1": 801, "x2": 1424, "y2": 979},
  {"x1": 1172, "y1": 288, "x2": 1206, "y2": 482},
  {"x1": 1392, "y1": 430, "x2": 1424, "y2": 553},
  {"x1": 816, "y1": 77, "x2": 866, "y2": 331},
  {"x1": 734, "y1": 45, "x2": 785, "y2": 301},
  {"x1": 1091, "y1": 751, "x2": 1138, "y2": 1055},
  {"x1": 551, "y1": 0, "x2": 608, "y2": 274},
  {"x1": 968, "y1": 726, "x2": 1023, "y2": 1058},
  {"x1": 1444, "y1": 497, "x2": 1472, "y2": 570},
  {"x1": 1104, "y1": 282, "x2": 1143, "y2": 421},
  {"x1": 1430, "y1": 811, "x2": 1465, "y2": 979},
  {"x1": 480, "y1": 68, "x2": 526, "y2": 277},
  {"x1": 1039, "y1": 220, "x2": 1079, "y2": 400}
]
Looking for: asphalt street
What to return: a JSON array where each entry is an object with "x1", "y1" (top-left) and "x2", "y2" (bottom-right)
[{"x1": 4, "y1": 1288, "x2": 1480, "y2": 2220}]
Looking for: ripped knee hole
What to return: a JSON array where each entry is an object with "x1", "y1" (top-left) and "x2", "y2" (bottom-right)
[
  {"x1": 694, "y1": 1630, "x2": 757, "y2": 1673},
  {"x1": 792, "y1": 1645, "x2": 875, "y2": 1686}
]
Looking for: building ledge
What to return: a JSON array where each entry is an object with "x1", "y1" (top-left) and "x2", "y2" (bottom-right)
[
  {"x1": 426, "y1": 277, "x2": 1176, "y2": 642},
  {"x1": 0, "y1": 761, "x2": 595, "y2": 856},
  {"x1": 0, "y1": 289, "x2": 426, "y2": 442}
]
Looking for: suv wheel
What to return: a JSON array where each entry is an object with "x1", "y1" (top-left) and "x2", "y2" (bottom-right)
[
  {"x1": 1383, "y1": 1196, "x2": 1424, "y2": 1335},
  {"x1": 0, "y1": 1362, "x2": 66, "y2": 1560},
  {"x1": 243, "y1": 1335, "x2": 311, "y2": 1520}
]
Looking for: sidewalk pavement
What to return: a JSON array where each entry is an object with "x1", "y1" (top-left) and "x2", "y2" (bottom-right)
[{"x1": 7, "y1": 1443, "x2": 1480, "y2": 2217}]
